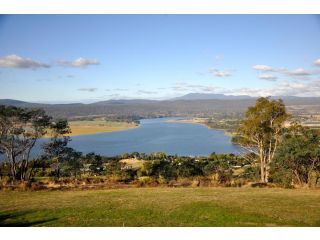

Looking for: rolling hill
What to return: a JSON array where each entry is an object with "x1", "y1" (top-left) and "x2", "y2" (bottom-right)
[{"x1": 0, "y1": 94, "x2": 319, "y2": 119}]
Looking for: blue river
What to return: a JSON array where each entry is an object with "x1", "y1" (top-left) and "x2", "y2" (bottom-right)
[{"x1": 55, "y1": 117, "x2": 240, "y2": 156}]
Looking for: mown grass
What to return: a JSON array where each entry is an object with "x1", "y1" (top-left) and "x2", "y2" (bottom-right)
[{"x1": 0, "y1": 187, "x2": 319, "y2": 226}]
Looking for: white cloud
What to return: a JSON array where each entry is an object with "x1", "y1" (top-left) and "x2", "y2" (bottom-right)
[
  {"x1": 187, "y1": 84, "x2": 217, "y2": 92},
  {"x1": 171, "y1": 83, "x2": 218, "y2": 93},
  {"x1": 107, "y1": 93, "x2": 132, "y2": 99},
  {"x1": 258, "y1": 74, "x2": 277, "y2": 81},
  {"x1": 114, "y1": 88, "x2": 128, "y2": 91},
  {"x1": 171, "y1": 82, "x2": 189, "y2": 91},
  {"x1": 78, "y1": 88, "x2": 97, "y2": 92},
  {"x1": 253, "y1": 65, "x2": 273, "y2": 71},
  {"x1": 209, "y1": 68, "x2": 232, "y2": 77},
  {"x1": 172, "y1": 86, "x2": 189, "y2": 92},
  {"x1": 137, "y1": 90, "x2": 157, "y2": 95},
  {"x1": 0, "y1": 54, "x2": 50, "y2": 69},
  {"x1": 222, "y1": 80, "x2": 320, "y2": 97},
  {"x1": 109, "y1": 93, "x2": 121, "y2": 98},
  {"x1": 284, "y1": 68, "x2": 311, "y2": 76},
  {"x1": 254, "y1": 64, "x2": 318, "y2": 77},
  {"x1": 58, "y1": 57, "x2": 99, "y2": 68},
  {"x1": 175, "y1": 81, "x2": 188, "y2": 86},
  {"x1": 314, "y1": 59, "x2": 320, "y2": 66}
]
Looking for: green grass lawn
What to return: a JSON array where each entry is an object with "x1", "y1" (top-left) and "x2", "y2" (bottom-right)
[{"x1": 0, "y1": 187, "x2": 319, "y2": 226}]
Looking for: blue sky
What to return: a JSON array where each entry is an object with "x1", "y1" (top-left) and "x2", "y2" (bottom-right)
[{"x1": 0, "y1": 15, "x2": 320, "y2": 103}]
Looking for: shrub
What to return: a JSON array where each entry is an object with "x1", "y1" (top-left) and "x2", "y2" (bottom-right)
[{"x1": 137, "y1": 176, "x2": 153, "y2": 186}]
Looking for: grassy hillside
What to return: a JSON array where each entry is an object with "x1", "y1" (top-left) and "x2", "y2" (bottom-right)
[{"x1": 0, "y1": 188, "x2": 319, "y2": 226}]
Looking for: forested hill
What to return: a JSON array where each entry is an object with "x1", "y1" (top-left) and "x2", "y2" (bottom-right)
[{"x1": 0, "y1": 94, "x2": 319, "y2": 119}]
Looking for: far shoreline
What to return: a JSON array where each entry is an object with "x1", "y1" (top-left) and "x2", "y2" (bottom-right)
[
  {"x1": 166, "y1": 118, "x2": 236, "y2": 136},
  {"x1": 43, "y1": 120, "x2": 140, "y2": 138},
  {"x1": 43, "y1": 117, "x2": 235, "y2": 138}
]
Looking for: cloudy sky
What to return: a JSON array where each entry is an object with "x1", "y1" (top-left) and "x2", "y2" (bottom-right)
[{"x1": 0, "y1": 15, "x2": 320, "y2": 103}]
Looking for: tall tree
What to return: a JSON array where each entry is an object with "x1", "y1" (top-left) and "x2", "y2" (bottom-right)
[
  {"x1": 0, "y1": 105, "x2": 51, "y2": 181},
  {"x1": 237, "y1": 97, "x2": 289, "y2": 183},
  {"x1": 42, "y1": 119, "x2": 72, "y2": 179}
]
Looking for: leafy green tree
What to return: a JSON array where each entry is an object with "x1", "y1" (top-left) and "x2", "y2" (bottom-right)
[
  {"x1": 42, "y1": 119, "x2": 72, "y2": 179},
  {"x1": 202, "y1": 158, "x2": 232, "y2": 183},
  {"x1": 173, "y1": 159, "x2": 202, "y2": 178},
  {"x1": 44, "y1": 143, "x2": 82, "y2": 179},
  {"x1": 271, "y1": 125, "x2": 320, "y2": 187},
  {"x1": 63, "y1": 148, "x2": 83, "y2": 178},
  {"x1": 104, "y1": 159, "x2": 122, "y2": 177},
  {"x1": 27, "y1": 158, "x2": 51, "y2": 179},
  {"x1": 87, "y1": 153, "x2": 104, "y2": 175},
  {"x1": 237, "y1": 97, "x2": 289, "y2": 183},
  {"x1": 142, "y1": 159, "x2": 174, "y2": 179},
  {"x1": 120, "y1": 168, "x2": 137, "y2": 182}
]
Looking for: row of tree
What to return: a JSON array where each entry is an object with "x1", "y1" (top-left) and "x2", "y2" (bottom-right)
[{"x1": 0, "y1": 152, "x2": 245, "y2": 184}]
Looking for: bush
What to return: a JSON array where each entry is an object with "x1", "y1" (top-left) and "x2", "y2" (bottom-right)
[
  {"x1": 119, "y1": 169, "x2": 137, "y2": 183},
  {"x1": 157, "y1": 175, "x2": 167, "y2": 185},
  {"x1": 137, "y1": 176, "x2": 153, "y2": 187},
  {"x1": 269, "y1": 168, "x2": 293, "y2": 188}
]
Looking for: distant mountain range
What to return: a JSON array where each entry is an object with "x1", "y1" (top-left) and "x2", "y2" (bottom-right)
[
  {"x1": 1, "y1": 93, "x2": 318, "y2": 106},
  {"x1": 0, "y1": 93, "x2": 319, "y2": 119},
  {"x1": 172, "y1": 93, "x2": 253, "y2": 100},
  {"x1": 172, "y1": 93, "x2": 320, "y2": 101}
]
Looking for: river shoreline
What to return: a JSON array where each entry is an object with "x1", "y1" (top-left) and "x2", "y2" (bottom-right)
[{"x1": 166, "y1": 118, "x2": 236, "y2": 136}]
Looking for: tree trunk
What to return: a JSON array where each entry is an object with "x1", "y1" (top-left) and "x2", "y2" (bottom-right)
[
  {"x1": 259, "y1": 149, "x2": 266, "y2": 183},
  {"x1": 307, "y1": 157, "x2": 318, "y2": 188},
  {"x1": 28, "y1": 161, "x2": 36, "y2": 181},
  {"x1": 265, "y1": 161, "x2": 269, "y2": 183},
  {"x1": 260, "y1": 162, "x2": 265, "y2": 182},
  {"x1": 9, "y1": 153, "x2": 17, "y2": 181},
  {"x1": 22, "y1": 139, "x2": 36, "y2": 181},
  {"x1": 10, "y1": 164, "x2": 16, "y2": 181},
  {"x1": 293, "y1": 170, "x2": 303, "y2": 186},
  {"x1": 316, "y1": 176, "x2": 320, "y2": 186}
]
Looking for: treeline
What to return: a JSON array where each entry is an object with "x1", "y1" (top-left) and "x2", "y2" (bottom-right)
[
  {"x1": 69, "y1": 115, "x2": 141, "y2": 124},
  {"x1": 0, "y1": 152, "x2": 254, "y2": 187}
]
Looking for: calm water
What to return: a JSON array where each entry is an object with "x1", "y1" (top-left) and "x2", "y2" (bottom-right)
[
  {"x1": 0, "y1": 118, "x2": 241, "y2": 161},
  {"x1": 58, "y1": 117, "x2": 240, "y2": 156}
]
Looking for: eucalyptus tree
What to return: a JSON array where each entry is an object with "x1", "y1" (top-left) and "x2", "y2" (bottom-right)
[
  {"x1": 237, "y1": 97, "x2": 289, "y2": 183},
  {"x1": 0, "y1": 105, "x2": 51, "y2": 181}
]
